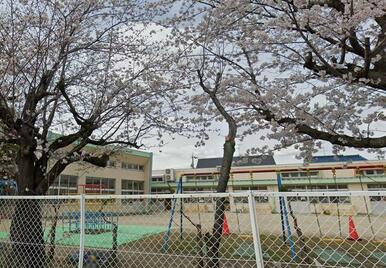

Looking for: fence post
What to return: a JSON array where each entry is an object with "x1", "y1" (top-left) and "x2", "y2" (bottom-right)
[
  {"x1": 78, "y1": 194, "x2": 85, "y2": 268},
  {"x1": 248, "y1": 191, "x2": 264, "y2": 268}
]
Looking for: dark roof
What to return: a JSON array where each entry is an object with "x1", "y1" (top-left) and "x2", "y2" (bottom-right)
[
  {"x1": 196, "y1": 155, "x2": 275, "y2": 169},
  {"x1": 311, "y1": 155, "x2": 367, "y2": 163}
]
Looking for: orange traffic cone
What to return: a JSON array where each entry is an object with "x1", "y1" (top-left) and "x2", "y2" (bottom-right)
[
  {"x1": 222, "y1": 214, "x2": 230, "y2": 236},
  {"x1": 348, "y1": 216, "x2": 360, "y2": 241}
]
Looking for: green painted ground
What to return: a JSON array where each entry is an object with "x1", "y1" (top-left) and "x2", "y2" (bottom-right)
[
  {"x1": 372, "y1": 252, "x2": 386, "y2": 266},
  {"x1": 314, "y1": 247, "x2": 361, "y2": 265},
  {"x1": 0, "y1": 225, "x2": 166, "y2": 249},
  {"x1": 0, "y1": 232, "x2": 8, "y2": 240}
]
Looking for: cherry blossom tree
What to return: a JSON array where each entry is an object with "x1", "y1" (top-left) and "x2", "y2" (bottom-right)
[
  {"x1": 162, "y1": 0, "x2": 386, "y2": 155},
  {"x1": 0, "y1": 0, "x2": 181, "y2": 266},
  {"x1": 159, "y1": 1, "x2": 386, "y2": 266},
  {"x1": 196, "y1": 68, "x2": 237, "y2": 267}
]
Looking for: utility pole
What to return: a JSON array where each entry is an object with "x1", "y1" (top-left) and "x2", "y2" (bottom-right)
[{"x1": 191, "y1": 154, "x2": 197, "y2": 169}]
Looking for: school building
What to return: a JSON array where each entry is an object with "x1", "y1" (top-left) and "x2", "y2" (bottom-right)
[
  {"x1": 151, "y1": 155, "x2": 386, "y2": 215},
  {"x1": 47, "y1": 148, "x2": 153, "y2": 196}
]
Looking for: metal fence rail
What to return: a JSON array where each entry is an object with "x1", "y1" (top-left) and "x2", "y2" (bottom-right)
[{"x1": 0, "y1": 191, "x2": 384, "y2": 267}]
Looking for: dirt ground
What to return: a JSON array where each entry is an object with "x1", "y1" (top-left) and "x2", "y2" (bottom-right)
[
  {"x1": 0, "y1": 207, "x2": 385, "y2": 267},
  {"x1": 115, "y1": 211, "x2": 386, "y2": 240}
]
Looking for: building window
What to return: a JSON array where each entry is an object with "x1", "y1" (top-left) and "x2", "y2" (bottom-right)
[
  {"x1": 121, "y1": 162, "x2": 144, "y2": 171},
  {"x1": 184, "y1": 187, "x2": 214, "y2": 194},
  {"x1": 48, "y1": 175, "x2": 78, "y2": 195},
  {"x1": 281, "y1": 171, "x2": 319, "y2": 179},
  {"x1": 183, "y1": 188, "x2": 214, "y2": 203},
  {"x1": 233, "y1": 185, "x2": 268, "y2": 191},
  {"x1": 85, "y1": 177, "x2": 115, "y2": 194},
  {"x1": 186, "y1": 175, "x2": 215, "y2": 181},
  {"x1": 108, "y1": 161, "x2": 116, "y2": 167},
  {"x1": 121, "y1": 162, "x2": 131, "y2": 169},
  {"x1": 151, "y1": 188, "x2": 169, "y2": 194},
  {"x1": 368, "y1": 184, "x2": 386, "y2": 190},
  {"x1": 152, "y1": 177, "x2": 164, "y2": 182},
  {"x1": 121, "y1": 180, "x2": 144, "y2": 204},
  {"x1": 233, "y1": 185, "x2": 268, "y2": 203},
  {"x1": 286, "y1": 185, "x2": 350, "y2": 204},
  {"x1": 368, "y1": 184, "x2": 386, "y2": 201},
  {"x1": 121, "y1": 180, "x2": 144, "y2": 194},
  {"x1": 362, "y1": 169, "x2": 384, "y2": 176}
]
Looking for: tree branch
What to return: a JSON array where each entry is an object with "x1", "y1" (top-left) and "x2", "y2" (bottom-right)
[
  {"x1": 197, "y1": 69, "x2": 237, "y2": 140},
  {"x1": 252, "y1": 105, "x2": 386, "y2": 148},
  {"x1": 86, "y1": 139, "x2": 142, "y2": 149}
]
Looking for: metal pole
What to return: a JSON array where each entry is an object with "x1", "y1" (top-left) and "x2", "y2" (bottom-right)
[
  {"x1": 78, "y1": 194, "x2": 85, "y2": 268},
  {"x1": 179, "y1": 178, "x2": 183, "y2": 240},
  {"x1": 276, "y1": 174, "x2": 286, "y2": 242},
  {"x1": 276, "y1": 174, "x2": 296, "y2": 260},
  {"x1": 248, "y1": 191, "x2": 264, "y2": 268},
  {"x1": 279, "y1": 197, "x2": 287, "y2": 242},
  {"x1": 282, "y1": 197, "x2": 297, "y2": 260},
  {"x1": 162, "y1": 180, "x2": 181, "y2": 252}
]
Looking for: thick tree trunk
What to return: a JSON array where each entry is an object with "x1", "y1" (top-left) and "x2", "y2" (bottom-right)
[
  {"x1": 10, "y1": 199, "x2": 45, "y2": 267},
  {"x1": 207, "y1": 140, "x2": 235, "y2": 268},
  {"x1": 10, "y1": 149, "x2": 46, "y2": 267}
]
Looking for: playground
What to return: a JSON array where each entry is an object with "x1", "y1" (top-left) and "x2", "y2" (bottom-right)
[
  {"x1": 46, "y1": 208, "x2": 386, "y2": 266},
  {"x1": 0, "y1": 211, "x2": 381, "y2": 242},
  {"x1": 45, "y1": 224, "x2": 166, "y2": 249},
  {"x1": 0, "y1": 225, "x2": 385, "y2": 267},
  {"x1": 0, "y1": 189, "x2": 384, "y2": 267}
]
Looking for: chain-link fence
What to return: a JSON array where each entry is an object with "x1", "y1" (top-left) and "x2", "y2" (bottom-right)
[
  {"x1": 0, "y1": 191, "x2": 384, "y2": 267},
  {"x1": 253, "y1": 191, "x2": 386, "y2": 268}
]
